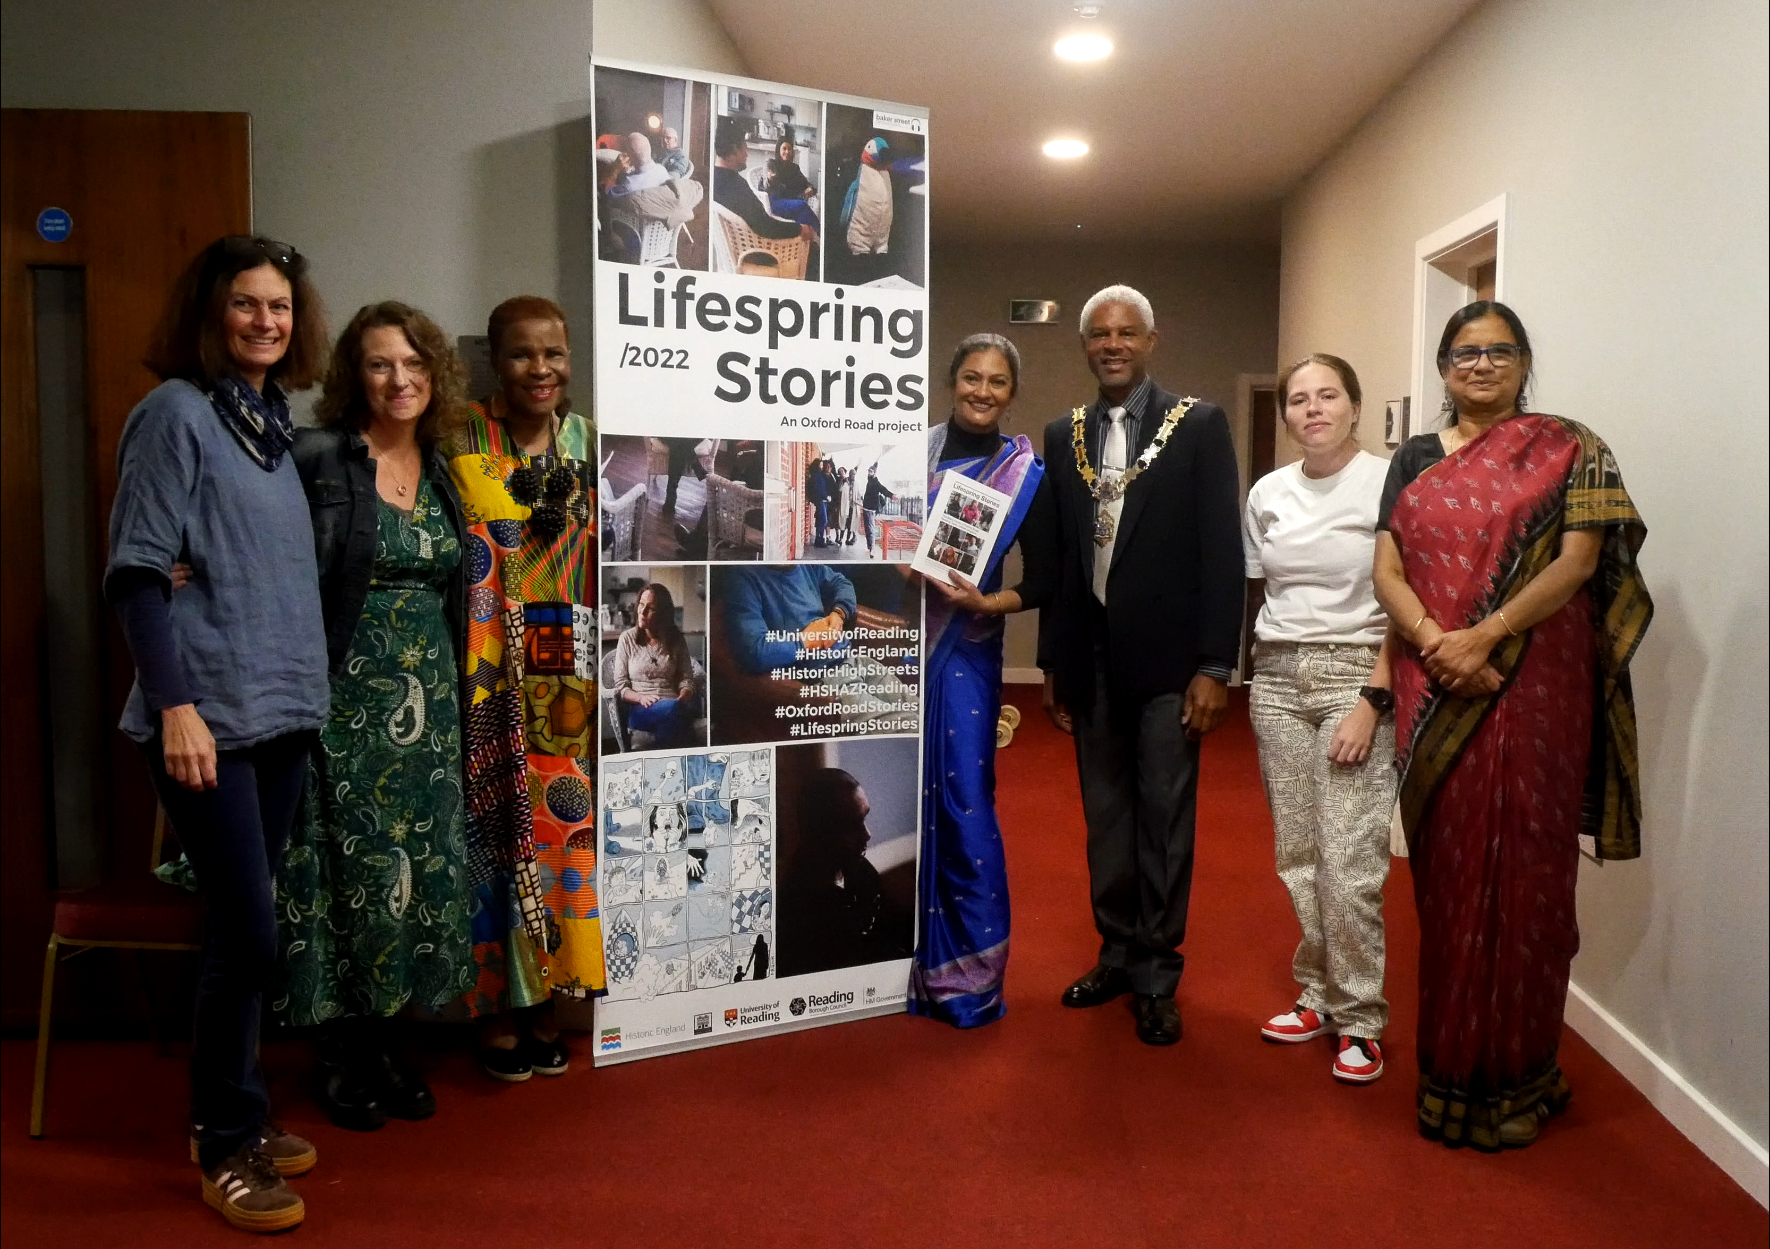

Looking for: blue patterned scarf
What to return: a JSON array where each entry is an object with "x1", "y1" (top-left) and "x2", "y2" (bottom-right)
[{"x1": 208, "y1": 374, "x2": 294, "y2": 471}]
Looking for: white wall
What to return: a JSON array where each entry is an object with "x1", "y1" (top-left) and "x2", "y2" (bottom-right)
[
  {"x1": 1279, "y1": 0, "x2": 1769, "y2": 1156},
  {"x1": 0, "y1": 0, "x2": 746, "y2": 352},
  {"x1": 931, "y1": 239, "x2": 1281, "y2": 672}
]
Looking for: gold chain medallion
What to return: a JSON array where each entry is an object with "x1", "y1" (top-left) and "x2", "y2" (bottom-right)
[{"x1": 1071, "y1": 398, "x2": 1196, "y2": 504}]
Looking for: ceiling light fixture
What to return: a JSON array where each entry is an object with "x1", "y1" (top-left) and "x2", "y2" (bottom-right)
[
  {"x1": 1043, "y1": 138, "x2": 1089, "y2": 160},
  {"x1": 646, "y1": 113, "x2": 663, "y2": 130},
  {"x1": 1054, "y1": 33, "x2": 1113, "y2": 61}
]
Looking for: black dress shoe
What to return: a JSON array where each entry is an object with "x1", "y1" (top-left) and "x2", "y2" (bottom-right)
[
  {"x1": 375, "y1": 1047, "x2": 437, "y2": 1120},
  {"x1": 314, "y1": 1059, "x2": 387, "y2": 1131},
  {"x1": 1060, "y1": 963, "x2": 1131, "y2": 1008},
  {"x1": 1133, "y1": 994, "x2": 1183, "y2": 1046}
]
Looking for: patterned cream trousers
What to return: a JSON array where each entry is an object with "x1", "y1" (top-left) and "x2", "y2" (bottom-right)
[{"x1": 1249, "y1": 641, "x2": 1396, "y2": 1039}]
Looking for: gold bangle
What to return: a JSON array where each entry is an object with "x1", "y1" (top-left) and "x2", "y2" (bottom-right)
[
  {"x1": 1497, "y1": 608, "x2": 1519, "y2": 637},
  {"x1": 1412, "y1": 612, "x2": 1428, "y2": 635}
]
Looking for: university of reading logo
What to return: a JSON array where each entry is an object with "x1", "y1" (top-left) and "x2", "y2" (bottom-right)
[
  {"x1": 724, "y1": 1008, "x2": 739, "y2": 1029},
  {"x1": 599, "y1": 1028, "x2": 621, "y2": 1052},
  {"x1": 694, "y1": 1013, "x2": 713, "y2": 1036},
  {"x1": 789, "y1": 997, "x2": 807, "y2": 1017},
  {"x1": 737, "y1": 1001, "x2": 782, "y2": 1026},
  {"x1": 806, "y1": 990, "x2": 855, "y2": 1016}
]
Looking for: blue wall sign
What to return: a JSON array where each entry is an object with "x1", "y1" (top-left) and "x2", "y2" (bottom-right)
[{"x1": 36, "y1": 207, "x2": 73, "y2": 242}]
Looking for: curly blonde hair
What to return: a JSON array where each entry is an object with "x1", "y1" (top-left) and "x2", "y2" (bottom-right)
[{"x1": 316, "y1": 301, "x2": 468, "y2": 446}]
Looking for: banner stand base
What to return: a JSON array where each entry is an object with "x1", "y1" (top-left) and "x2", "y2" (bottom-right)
[{"x1": 592, "y1": 1001, "x2": 907, "y2": 1067}]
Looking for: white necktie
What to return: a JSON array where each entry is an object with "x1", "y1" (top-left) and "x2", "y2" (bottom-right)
[{"x1": 1092, "y1": 406, "x2": 1127, "y2": 603}]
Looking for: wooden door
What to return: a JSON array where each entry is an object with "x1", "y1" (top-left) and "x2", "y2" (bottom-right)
[{"x1": 1, "y1": 109, "x2": 251, "y2": 1026}]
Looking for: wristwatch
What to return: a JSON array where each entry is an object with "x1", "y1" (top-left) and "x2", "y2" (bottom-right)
[{"x1": 1359, "y1": 686, "x2": 1395, "y2": 715}]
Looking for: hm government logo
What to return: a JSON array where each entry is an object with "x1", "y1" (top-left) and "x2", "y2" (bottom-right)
[
  {"x1": 789, "y1": 997, "x2": 807, "y2": 1016},
  {"x1": 693, "y1": 1012, "x2": 713, "y2": 1036},
  {"x1": 865, "y1": 986, "x2": 877, "y2": 1003},
  {"x1": 724, "y1": 1008, "x2": 739, "y2": 1029},
  {"x1": 598, "y1": 1027, "x2": 621, "y2": 1053}
]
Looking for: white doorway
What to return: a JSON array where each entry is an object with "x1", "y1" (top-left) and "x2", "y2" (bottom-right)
[{"x1": 1410, "y1": 194, "x2": 1508, "y2": 432}]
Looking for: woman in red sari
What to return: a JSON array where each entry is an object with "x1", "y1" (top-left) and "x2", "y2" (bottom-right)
[{"x1": 1373, "y1": 301, "x2": 1651, "y2": 1151}]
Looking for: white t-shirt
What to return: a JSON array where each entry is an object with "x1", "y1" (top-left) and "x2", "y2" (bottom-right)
[{"x1": 1242, "y1": 450, "x2": 1389, "y2": 645}]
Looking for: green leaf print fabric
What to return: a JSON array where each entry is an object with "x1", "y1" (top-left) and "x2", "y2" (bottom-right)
[{"x1": 276, "y1": 480, "x2": 473, "y2": 1024}]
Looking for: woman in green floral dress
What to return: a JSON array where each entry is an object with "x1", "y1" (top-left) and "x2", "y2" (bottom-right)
[{"x1": 282, "y1": 303, "x2": 474, "y2": 1130}]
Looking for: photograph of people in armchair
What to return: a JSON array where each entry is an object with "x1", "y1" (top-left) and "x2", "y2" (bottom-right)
[
  {"x1": 594, "y1": 66, "x2": 711, "y2": 269},
  {"x1": 822, "y1": 103, "x2": 926, "y2": 289},
  {"x1": 708, "y1": 563, "x2": 921, "y2": 746},
  {"x1": 599, "y1": 434, "x2": 764, "y2": 563},
  {"x1": 762, "y1": 440, "x2": 923, "y2": 562},
  {"x1": 710, "y1": 85, "x2": 823, "y2": 280},
  {"x1": 599, "y1": 566, "x2": 709, "y2": 755},
  {"x1": 774, "y1": 737, "x2": 918, "y2": 978}
]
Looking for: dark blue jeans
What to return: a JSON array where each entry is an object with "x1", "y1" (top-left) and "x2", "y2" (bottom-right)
[
  {"x1": 627, "y1": 694, "x2": 699, "y2": 746},
  {"x1": 142, "y1": 730, "x2": 313, "y2": 1169}
]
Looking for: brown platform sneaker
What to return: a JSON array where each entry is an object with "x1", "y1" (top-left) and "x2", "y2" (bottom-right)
[
  {"x1": 190, "y1": 1122, "x2": 318, "y2": 1176},
  {"x1": 201, "y1": 1144, "x2": 306, "y2": 1233}
]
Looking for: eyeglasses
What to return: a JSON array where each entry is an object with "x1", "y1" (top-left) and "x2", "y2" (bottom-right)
[
  {"x1": 222, "y1": 235, "x2": 296, "y2": 265},
  {"x1": 1447, "y1": 344, "x2": 1521, "y2": 370}
]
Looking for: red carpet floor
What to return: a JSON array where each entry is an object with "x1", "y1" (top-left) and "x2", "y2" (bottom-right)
[{"x1": 3, "y1": 691, "x2": 1764, "y2": 1247}]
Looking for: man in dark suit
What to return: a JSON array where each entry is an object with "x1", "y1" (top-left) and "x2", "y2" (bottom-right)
[{"x1": 1036, "y1": 284, "x2": 1242, "y2": 1046}]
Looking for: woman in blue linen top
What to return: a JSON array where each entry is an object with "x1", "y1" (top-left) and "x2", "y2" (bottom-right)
[{"x1": 106, "y1": 235, "x2": 330, "y2": 1231}]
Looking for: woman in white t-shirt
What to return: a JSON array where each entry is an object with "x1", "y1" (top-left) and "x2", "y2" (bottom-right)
[{"x1": 1244, "y1": 353, "x2": 1398, "y2": 1085}]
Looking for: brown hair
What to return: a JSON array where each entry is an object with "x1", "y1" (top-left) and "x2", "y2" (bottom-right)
[
  {"x1": 314, "y1": 302, "x2": 468, "y2": 447},
  {"x1": 486, "y1": 295, "x2": 570, "y2": 356},
  {"x1": 1277, "y1": 352, "x2": 1363, "y2": 409},
  {"x1": 635, "y1": 581, "x2": 684, "y2": 651},
  {"x1": 145, "y1": 235, "x2": 328, "y2": 390}
]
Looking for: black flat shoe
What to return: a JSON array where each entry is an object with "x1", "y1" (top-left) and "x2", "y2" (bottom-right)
[
  {"x1": 1061, "y1": 963, "x2": 1131, "y2": 1008},
  {"x1": 375, "y1": 1048, "x2": 437, "y2": 1120},
  {"x1": 523, "y1": 1035, "x2": 571, "y2": 1077},
  {"x1": 314, "y1": 1061, "x2": 387, "y2": 1131},
  {"x1": 480, "y1": 1043, "x2": 533, "y2": 1084},
  {"x1": 1133, "y1": 994, "x2": 1183, "y2": 1046}
]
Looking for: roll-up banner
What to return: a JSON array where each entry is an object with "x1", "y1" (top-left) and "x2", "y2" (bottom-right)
[{"x1": 589, "y1": 58, "x2": 929, "y2": 1064}]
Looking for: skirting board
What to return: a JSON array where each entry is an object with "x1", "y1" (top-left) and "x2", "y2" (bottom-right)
[{"x1": 1566, "y1": 981, "x2": 1768, "y2": 1206}]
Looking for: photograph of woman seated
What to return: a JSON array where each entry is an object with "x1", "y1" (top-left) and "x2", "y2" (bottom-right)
[
  {"x1": 1373, "y1": 300, "x2": 1651, "y2": 1151},
  {"x1": 606, "y1": 579, "x2": 705, "y2": 752}
]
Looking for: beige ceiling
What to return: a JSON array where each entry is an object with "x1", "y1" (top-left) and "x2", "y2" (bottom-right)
[{"x1": 705, "y1": 0, "x2": 1481, "y2": 243}]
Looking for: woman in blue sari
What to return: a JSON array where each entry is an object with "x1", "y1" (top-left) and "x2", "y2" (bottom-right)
[{"x1": 909, "y1": 333, "x2": 1056, "y2": 1027}]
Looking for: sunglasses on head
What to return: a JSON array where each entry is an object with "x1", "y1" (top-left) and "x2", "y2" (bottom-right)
[{"x1": 221, "y1": 235, "x2": 297, "y2": 266}]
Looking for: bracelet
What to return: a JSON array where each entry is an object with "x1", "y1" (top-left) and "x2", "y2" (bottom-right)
[
  {"x1": 1497, "y1": 608, "x2": 1519, "y2": 637},
  {"x1": 1412, "y1": 612, "x2": 1429, "y2": 636}
]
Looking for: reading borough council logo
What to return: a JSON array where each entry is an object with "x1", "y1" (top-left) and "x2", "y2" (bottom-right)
[
  {"x1": 789, "y1": 997, "x2": 807, "y2": 1016},
  {"x1": 724, "y1": 1008, "x2": 739, "y2": 1029}
]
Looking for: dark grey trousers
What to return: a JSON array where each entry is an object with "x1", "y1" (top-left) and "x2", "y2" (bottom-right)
[{"x1": 1073, "y1": 656, "x2": 1201, "y2": 997}]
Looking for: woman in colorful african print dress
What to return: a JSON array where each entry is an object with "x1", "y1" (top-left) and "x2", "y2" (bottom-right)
[
  {"x1": 447, "y1": 296, "x2": 601, "y2": 1082},
  {"x1": 910, "y1": 333, "x2": 1054, "y2": 1027},
  {"x1": 1373, "y1": 301, "x2": 1651, "y2": 1151},
  {"x1": 281, "y1": 303, "x2": 473, "y2": 1131}
]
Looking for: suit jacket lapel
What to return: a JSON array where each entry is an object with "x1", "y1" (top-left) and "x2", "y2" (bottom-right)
[{"x1": 1109, "y1": 383, "x2": 1176, "y2": 573}]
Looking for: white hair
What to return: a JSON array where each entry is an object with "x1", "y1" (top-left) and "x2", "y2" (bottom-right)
[{"x1": 1078, "y1": 284, "x2": 1155, "y2": 335}]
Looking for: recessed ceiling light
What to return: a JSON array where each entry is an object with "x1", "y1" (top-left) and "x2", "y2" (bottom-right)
[
  {"x1": 1043, "y1": 138, "x2": 1089, "y2": 159},
  {"x1": 646, "y1": 113, "x2": 663, "y2": 129},
  {"x1": 1054, "y1": 33, "x2": 1113, "y2": 61}
]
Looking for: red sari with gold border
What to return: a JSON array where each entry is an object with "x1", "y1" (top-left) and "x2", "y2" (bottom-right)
[{"x1": 1389, "y1": 413, "x2": 1650, "y2": 1150}]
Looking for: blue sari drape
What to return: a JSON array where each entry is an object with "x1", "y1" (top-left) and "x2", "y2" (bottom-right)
[{"x1": 908, "y1": 432, "x2": 1043, "y2": 1027}]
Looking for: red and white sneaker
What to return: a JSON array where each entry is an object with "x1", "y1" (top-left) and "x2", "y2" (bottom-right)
[
  {"x1": 1332, "y1": 1036, "x2": 1385, "y2": 1083},
  {"x1": 1261, "y1": 1005, "x2": 1333, "y2": 1043}
]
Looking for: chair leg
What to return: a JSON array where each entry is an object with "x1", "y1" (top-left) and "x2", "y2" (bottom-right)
[
  {"x1": 136, "y1": 948, "x2": 170, "y2": 1056},
  {"x1": 30, "y1": 936, "x2": 59, "y2": 1138}
]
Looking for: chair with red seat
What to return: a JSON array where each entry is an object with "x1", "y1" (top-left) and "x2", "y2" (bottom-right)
[{"x1": 30, "y1": 806, "x2": 203, "y2": 1137}]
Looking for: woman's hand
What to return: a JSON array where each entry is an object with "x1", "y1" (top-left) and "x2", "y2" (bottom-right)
[
  {"x1": 161, "y1": 703, "x2": 217, "y2": 791},
  {"x1": 169, "y1": 562, "x2": 194, "y2": 591},
  {"x1": 1420, "y1": 626, "x2": 1497, "y2": 685},
  {"x1": 1445, "y1": 665, "x2": 1505, "y2": 699},
  {"x1": 1327, "y1": 700, "x2": 1379, "y2": 766},
  {"x1": 927, "y1": 571, "x2": 993, "y2": 615}
]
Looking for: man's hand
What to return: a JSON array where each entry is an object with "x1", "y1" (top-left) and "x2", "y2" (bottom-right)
[
  {"x1": 170, "y1": 562, "x2": 194, "y2": 591},
  {"x1": 1042, "y1": 672, "x2": 1073, "y2": 736},
  {"x1": 1181, "y1": 674, "x2": 1228, "y2": 740},
  {"x1": 161, "y1": 703, "x2": 218, "y2": 791},
  {"x1": 800, "y1": 610, "x2": 845, "y2": 650}
]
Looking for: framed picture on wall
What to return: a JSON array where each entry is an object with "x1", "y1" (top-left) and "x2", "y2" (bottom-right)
[{"x1": 1385, "y1": 398, "x2": 1408, "y2": 447}]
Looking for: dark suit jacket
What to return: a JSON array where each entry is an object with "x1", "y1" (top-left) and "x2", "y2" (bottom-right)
[{"x1": 1035, "y1": 380, "x2": 1243, "y2": 713}]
